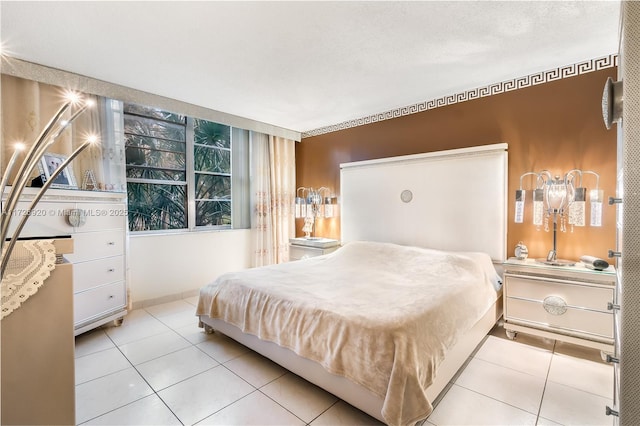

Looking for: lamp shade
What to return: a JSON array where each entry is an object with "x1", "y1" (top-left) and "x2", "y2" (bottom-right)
[
  {"x1": 545, "y1": 176, "x2": 572, "y2": 212},
  {"x1": 533, "y1": 188, "x2": 544, "y2": 227},
  {"x1": 568, "y1": 187, "x2": 586, "y2": 227}
]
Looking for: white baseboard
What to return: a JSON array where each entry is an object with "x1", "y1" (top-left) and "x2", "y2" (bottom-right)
[{"x1": 131, "y1": 288, "x2": 200, "y2": 310}]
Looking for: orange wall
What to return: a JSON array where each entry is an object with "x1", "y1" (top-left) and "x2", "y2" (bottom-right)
[{"x1": 296, "y1": 68, "x2": 617, "y2": 261}]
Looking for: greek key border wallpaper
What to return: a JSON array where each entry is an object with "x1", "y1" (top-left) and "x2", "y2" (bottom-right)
[{"x1": 302, "y1": 54, "x2": 618, "y2": 138}]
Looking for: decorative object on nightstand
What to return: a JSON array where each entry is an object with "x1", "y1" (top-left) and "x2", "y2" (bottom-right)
[
  {"x1": 514, "y1": 241, "x2": 528, "y2": 260},
  {"x1": 580, "y1": 255, "x2": 610, "y2": 271},
  {"x1": 289, "y1": 237, "x2": 339, "y2": 261},
  {"x1": 294, "y1": 186, "x2": 338, "y2": 239},
  {"x1": 514, "y1": 169, "x2": 602, "y2": 266},
  {"x1": 502, "y1": 257, "x2": 615, "y2": 352}
]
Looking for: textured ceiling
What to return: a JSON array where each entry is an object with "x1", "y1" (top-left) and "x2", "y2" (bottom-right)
[{"x1": 0, "y1": 1, "x2": 621, "y2": 133}]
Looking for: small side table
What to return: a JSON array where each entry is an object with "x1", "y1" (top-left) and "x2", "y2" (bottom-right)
[
  {"x1": 289, "y1": 237, "x2": 340, "y2": 261},
  {"x1": 503, "y1": 257, "x2": 615, "y2": 352}
]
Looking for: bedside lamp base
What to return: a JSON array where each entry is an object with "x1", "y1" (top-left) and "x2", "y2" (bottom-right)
[{"x1": 535, "y1": 250, "x2": 576, "y2": 266}]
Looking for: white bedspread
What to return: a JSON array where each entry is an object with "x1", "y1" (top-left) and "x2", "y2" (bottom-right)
[{"x1": 197, "y1": 241, "x2": 500, "y2": 425}]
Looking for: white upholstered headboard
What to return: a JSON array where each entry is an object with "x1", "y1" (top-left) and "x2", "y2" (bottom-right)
[{"x1": 340, "y1": 143, "x2": 508, "y2": 262}]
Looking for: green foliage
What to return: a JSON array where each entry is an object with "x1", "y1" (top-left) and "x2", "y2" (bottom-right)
[
  {"x1": 124, "y1": 105, "x2": 232, "y2": 231},
  {"x1": 128, "y1": 183, "x2": 186, "y2": 231}
]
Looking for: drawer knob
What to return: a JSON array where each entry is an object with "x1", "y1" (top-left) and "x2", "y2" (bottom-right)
[
  {"x1": 606, "y1": 406, "x2": 619, "y2": 417},
  {"x1": 543, "y1": 296, "x2": 567, "y2": 315},
  {"x1": 108, "y1": 268, "x2": 115, "y2": 272},
  {"x1": 108, "y1": 295, "x2": 114, "y2": 299},
  {"x1": 107, "y1": 241, "x2": 116, "y2": 246},
  {"x1": 65, "y1": 209, "x2": 87, "y2": 227}
]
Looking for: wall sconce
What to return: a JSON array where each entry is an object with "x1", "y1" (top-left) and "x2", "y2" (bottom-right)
[
  {"x1": 1, "y1": 92, "x2": 97, "y2": 278},
  {"x1": 515, "y1": 169, "x2": 601, "y2": 266},
  {"x1": 295, "y1": 186, "x2": 337, "y2": 239}
]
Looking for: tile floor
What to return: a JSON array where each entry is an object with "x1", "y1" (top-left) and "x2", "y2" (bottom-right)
[{"x1": 75, "y1": 297, "x2": 614, "y2": 425}]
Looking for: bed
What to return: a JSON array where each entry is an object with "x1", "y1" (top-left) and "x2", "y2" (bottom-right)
[{"x1": 197, "y1": 143, "x2": 508, "y2": 425}]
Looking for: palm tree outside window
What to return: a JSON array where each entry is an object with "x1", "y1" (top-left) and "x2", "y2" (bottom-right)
[{"x1": 124, "y1": 103, "x2": 233, "y2": 232}]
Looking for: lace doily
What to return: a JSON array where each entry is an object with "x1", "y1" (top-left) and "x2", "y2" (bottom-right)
[{"x1": 1, "y1": 240, "x2": 57, "y2": 319}]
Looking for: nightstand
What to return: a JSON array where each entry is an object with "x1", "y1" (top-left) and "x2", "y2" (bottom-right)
[
  {"x1": 289, "y1": 237, "x2": 340, "y2": 261},
  {"x1": 503, "y1": 257, "x2": 615, "y2": 352}
]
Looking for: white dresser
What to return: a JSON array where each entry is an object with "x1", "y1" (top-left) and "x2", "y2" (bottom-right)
[
  {"x1": 4, "y1": 188, "x2": 128, "y2": 335},
  {"x1": 503, "y1": 257, "x2": 615, "y2": 352}
]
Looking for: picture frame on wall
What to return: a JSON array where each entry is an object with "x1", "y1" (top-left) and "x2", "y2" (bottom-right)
[{"x1": 38, "y1": 153, "x2": 77, "y2": 189}]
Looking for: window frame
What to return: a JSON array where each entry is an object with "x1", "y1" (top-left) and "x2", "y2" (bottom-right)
[{"x1": 124, "y1": 104, "x2": 235, "y2": 234}]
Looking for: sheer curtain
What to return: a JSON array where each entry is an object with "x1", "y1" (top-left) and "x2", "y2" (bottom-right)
[
  {"x1": 250, "y1": 132, "x2": 296, "y2": 267},
  {"x1": 269, "y1": 135, "x2": 296, "y2": 263}
]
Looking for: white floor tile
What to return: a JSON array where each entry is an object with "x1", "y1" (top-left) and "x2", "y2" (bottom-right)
[
  {"x1": 75, "y1": 367, "x2": 153, "y2": 424},
  {"x1": 118, "y1": 308, "x2": 155, "y2": 324},
  {"x1": 184, "y1": 295, "x2": 200, "y2": 306},
  {"x1": 82, "y1": 394, "x2": 181, "y2": 425},
  {"x1": 427, "y1": 385, "x2": 537, "y2": 426},
  {"x1": 174, "y1": 322, "x2": 214, "y2": 344},
  {"x1": 539, "y1": 381, "x2": 613, "y2": 426},
  {"x1": 136, "y1": 346, "x2": 219, "y2": 391},
  {"x1": 75, "y1": 306, "x2": 615, "y2": 426},
  {"x1": 260, "y1": 373, "x2": 339, "y2": 423},
  {"x1": 488, "y1": 325, "x2": 556, "y2": 351},
  {"x1": 197, "y1": 390, "x2": 304, "y2": 425},
  {"x1": 105, "y1": 314, "x2": 171, "y2": 346},
  {"x1": 224, "y1": 350, "x2": 287, "y2": 388},
  {"x1": 75, "y1": 347, "x2": 131, "y2": 385},
  {"x1": 145, "y1": 300, "x2": 195, "y2": 318},
  {"x1": 196, "y1": 332, "x2": 250, "y2": 363},
  {"x1": 118, "y1": 330, "x2": 192, "y2": 365},
  {"x1": 75, "y1": 329, "x2": 116, "y2": 358},
  {"x1": 547, "y1": 353, "x2": 614, "y2": 398},
  {"x1": 310, "y1": 400, "x2": 384, "y2": 425},
  {"x1": 158, "y1": 365, "x2": 254, "y2": 425},
  {"x1": 157, "y1": 309, "x2": 198, "y2": 329},
  {"x1": 536, "y1": 417, "x2": 563, "y2": 426},
  {"x1": 474, "y1": 335, "x2": 553, "y2": 378},
  {"x1": 454, "y1": 357, "x2": 546, "y2": 414}
]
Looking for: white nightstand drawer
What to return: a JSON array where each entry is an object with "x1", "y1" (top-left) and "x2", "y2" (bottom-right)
[
  {"x1": 66, "y1": 230, "x2": 124, "y2": 263},
  {"x1": 505, "y1": 275, "x2": 613, "y2": 312},
  {"x1": 502, "y1": 258, "x2": 616, "y2": 351},
  {"x1": 290, "y1": 244, "x2": 338, "y2": 260},
  {"x1": 74, "y1": 256, "x2": 125, "y2": 293},
  {"x1": 506, "y1": 297, "x2": 613, "y2": 340},
  {"x1": 74, "y1": 281, "x2": 126, "y2": 326}
]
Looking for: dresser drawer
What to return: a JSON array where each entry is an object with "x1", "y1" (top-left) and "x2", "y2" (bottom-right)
[
  {"x1": 505, "y1": 297, "x2": 613, "y2": 340},
  {"x1": 74, "y1": 256, "x2": 125, "y2": 293},
  {"x1": 66, "y1": 230, "x2": 124, "y2": 263},
  {"x1": 6, "y1": 201, "x2": 75, "y2": 237},
  {"x1": 73, "y1": 203, "x2": 127, "y2": 231},
  {"x1": 505, "y1": 274, "x2": 613, "y2": 312},
  {"x1": 74, "y1": 281, "x2": 126, "y2": 326}
]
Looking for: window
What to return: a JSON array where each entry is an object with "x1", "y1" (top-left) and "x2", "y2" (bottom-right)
[
  {"x1": 124, "y1": 103, "x2": 237, "y2": 232},
  {"x1": 193, "y1": 120, "x2": 231, "y2": 226}
]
